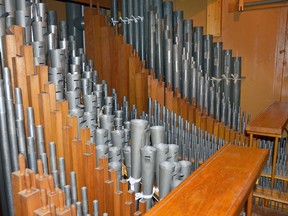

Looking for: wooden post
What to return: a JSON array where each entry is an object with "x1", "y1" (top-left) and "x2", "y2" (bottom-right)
[
  {"x1": 84, "y1": 151, "x2": 95, "y2": 213},
  {"x1": 71, "y1": 139, "x2": 84, "y2": 199},
  {"x1": 18, "y1": 173, "x2": 41, "y2": 215},
  {"x1": 63, "y1": 126, "x2": 73, "y2": 185},
  {"x1": 95, "y1": 167, "x2": 105, "y2": 216},
  {"x1": 47, "y1": 175, "x2": 60, "y2": 208},
  {"x1": 114, "y1": 191, "x2": 123, "y2": 216},
  {"x1": 51, "y1": 110, "x2": 64, "y2": 158},
  {"x1": 38, "y1": 92, "x2": 52, "y2": 167},
  {"x1": 33, "y1": 189, "x2": 51, "y2": 216},
  {"x1": 35, "y1": 160, "x2": 50, "y2": 191},
  {"x1": 105, "y1": 180, "x2": 115, "y2": 216},
  {"x1": 35, "y1": 66, "x2": 48, "y2": 92}
]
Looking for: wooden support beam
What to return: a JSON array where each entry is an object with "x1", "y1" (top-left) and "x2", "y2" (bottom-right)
[
  {"x1": 114, "y1": 191, "x2": 123, "y2": 216},
  {"x1": 101, "y1": 26, "x2": 114, "y2": 95},
  {"x1": 36, "y1": 66, "x2": 48, "y2": 92},
  {"x1": 35, "y1": 160, "x2": 50, "y2": 191},
  {"x1": 84, "y1": 151, "x2": 95, "y2": 214},
  {"x1": 95, "y1": 167, "x2": 105, "y2": 216},
  {"x1": 18, "y1": 173, "x2": 41, "y2": 215},
  {"x1": 71, "y1": 139, "x2": 84, "y2": 199},
  {"x1": 51, "y1": 110, "x2": 64, "y2": 158},
  {"x1": 56, "y1": 100, "x2": 69, "y2": 127},
  {"x1": 38, "y1": 92, "x2": 52, "y2": 165},
  {"x1": 105, "y1": 180, "x2": 115, "y2": 216},
  {"x1": 44, "y1": 83, "x2": 57, "y2": 111},
  {"x1": 21, "y1": 45, "x2": 34, "y2": 75},
  {"x1": 63, "y1": 126, "x2": 73, "y2": 185},
  {"x1": 129, "y1": 51, "x2": 140, "y2": 110},
  {"x1": 9, "y1": 25, "x2": 24, "y2": 56},
  {"x1": 207, "y1": 0, "x2": 222, "y2": 36}
]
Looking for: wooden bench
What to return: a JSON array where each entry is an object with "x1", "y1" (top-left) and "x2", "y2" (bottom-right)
[{"x1": 145, "y1": 144, "x2": 269, "y2": 216}]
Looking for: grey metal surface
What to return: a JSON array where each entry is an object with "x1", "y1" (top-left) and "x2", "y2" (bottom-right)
[
  {"x1": 130, "y1": 119, "x2": 149, "y2": 192},
  {"x1": 0, "y1": 79, "x2": 14, "y2": 216},
  {"x1": 159, "y1": 161, "x2": 175, "y2": 199},
  {"x1": 141, "y1": 145, "x2": 156, "y2": 209}
]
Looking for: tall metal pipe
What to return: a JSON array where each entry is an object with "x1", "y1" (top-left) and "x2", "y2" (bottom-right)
[
  {"x1": 27, "y1": 137, "x2": 37, "y2": 172},
  {"x1": 3, "y1": 68, "x2": 18, "y2": 171},
  {"x1": 121, "y1": 0, "x2": 128, "y2": 42},
  {"x1": 193, "y1": 26, "x2": 204, "y2": 70},
  {"x1": 233, "y1": 57, "x2": 242, "y2": 113},
  {"x1": 66, "y1": 2, "x2": 83, "y2": 49},
  {"x1": 141, "y1": 145, "x2": 156, "y2": 209},
  {"x1": 15, "y1": 88, "x2": 27, "y2": 158},
  {"x1": 130, "y1": 119, "x2": 149, "y2": 192},
  {"x1": 223, "y1": 50, "x2": 233, "y2": 102},
  {"x1": 203, "y1": 35, "x2": 213, "y2": 78},
  {"x1": 0, "y1": 80, "x2": 14, "y2": 216}
]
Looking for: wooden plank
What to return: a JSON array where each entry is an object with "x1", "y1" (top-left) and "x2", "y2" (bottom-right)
[
  {"x1": 84, "y1": 8, "x2": 97, "y2": 63},
  {"x1": 56, "y1": 100, "x2": 69, "y2": 126},
  {"x1": 145, "y1": 145, "x2": 269, "y2": 216},
  {"x1": 118, "y1": 44, "x2": 132, "y2": 105},
  {"x1": 110, "y1": 35, "x2": 124, "y2": 90},
  {"x1": 165, "y1": 85, "x2": 173, "y2": 111},
  {"x1": 44, "y1": 83, "x2": 57, "y2": 111},
  {"x1": 66, "y1": 115, "x2": 79, "y2": 139},
  {"x1": 139, "y1": 199, "x2": 147, "y2": 214},
  {"x1": 157, "y1": 81, "x2": 165, "y2": 107},
  {"x1": 129, "y1": 51, "x2": 140, "y2": 110},
  {"x1": 63, "y1": 126, "x2": 73, "y2": 185},
  {"x1": 36, "y1": 66, "x2": 48, "y2": 92},
  {"x1": 101, "y1": 26, "x2": 113, "y2": 94},
  {"x1": 18, "y1": 173, "x2": 41, "y2": 215},
  {"x1": 21, "y1": 45, "x2": 34, "y2": 75},
  {"x1": 84, "y1": 152, "x2": 95, "y2": 214},
  {"x1": 12, "y1": 154, "x2": 26, "y2": 216},
  {"x1": 120, "y1": 180, "x2": 128, "y2": 215},
  {"x1": 38, "y1": 92, "x2": 52, "y2": 164},
  {"x1": 273, "y1": 8, "x2": 288, "y2": 101},
  {"x1": 246, "y1": 102, "x2": 288, "y2": 136},
  {"x1": 280, "y1": 8, "x2": 288, "y2": 101},
  {"x1": 71, "y1": 139, "x2": 84, "y2": 200},
  {"x1": 141, "y1": 67, "x2": 148, "y2": 113},
  {"x1": 114, "y1": 191, "x2": 123, "y2": 216},
  {"x1": 95, "y1": 167, "x2": 105, "y2": 216},
  {"x1": 80, "y1": 127, "x2": 91, "y2": 153},
  {"x1": 9, "y1": 25, "x2": 24, "y2": 56},
  {"x1": 51, "y1": 110, "x2": 64, "y2": 158},
  {"x1": 105, "y1": 180, "x2": 115, "y2": 216},
  {"x1": 207, "y1": 0, "x2": 222, "y2": 36}
]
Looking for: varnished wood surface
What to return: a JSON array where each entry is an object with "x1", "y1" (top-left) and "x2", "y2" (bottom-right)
[
  {"x1": 145, "y1": 145, "x2": 269, "y2": 216},
  {"x1": 246, "y1": 101, "x2": 288, "y2": 136}
]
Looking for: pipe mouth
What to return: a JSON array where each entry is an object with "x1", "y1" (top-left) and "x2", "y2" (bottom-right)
[
  {"x1": 168, "y1": 144, "x2": 179, "y2": 151},
  {"x1": 178, "y1": 160, "x2": 192, "y2": 168},
  {"x1": 155, "y1": 143, "x2": 169, "y2": 150},
  {"x1": 160, "y1": 161, "x2": 175, "y2": 170},
  {"x1": 131, "y1": 119, "x2": 148, "y2": 125},
  {"x1": 150, "y1": 125, "x2": 165, "y2": 130},
  {"x1": 141, "y1": 145, "x2": 156, "y2": 152}
]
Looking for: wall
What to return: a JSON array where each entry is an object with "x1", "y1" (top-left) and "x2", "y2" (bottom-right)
[{"x1": 171, "y1": 0, "x2": 287, "y2": 118}]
